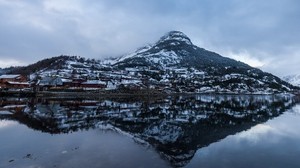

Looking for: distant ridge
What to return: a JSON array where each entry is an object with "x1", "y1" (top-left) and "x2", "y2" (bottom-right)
[{"x1": 283, "y1": 74, "x2": 300, "y2": 87}]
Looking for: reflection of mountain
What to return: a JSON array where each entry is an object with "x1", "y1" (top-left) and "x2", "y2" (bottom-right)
[{"x1": 0, "y1": 95, "x2": 298, "y2": 167}]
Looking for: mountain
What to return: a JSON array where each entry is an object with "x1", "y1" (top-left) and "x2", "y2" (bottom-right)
[
  {"x1": 106, "y1": 31, "x2": 297, "y2": 93},
  {"x1": 110, "y1": 31, "x2": 252, "y2": 71},
  {"x1": 4, "y1": 31, "x2": 298, "y2": 94},
  {"x1": 282, "y1": 74, "x2": 300, "y2": 87}
]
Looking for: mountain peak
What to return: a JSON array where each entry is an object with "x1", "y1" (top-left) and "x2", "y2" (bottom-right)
[{"x1": 157, "y1": 31, "x2": 192, "y2": 45}]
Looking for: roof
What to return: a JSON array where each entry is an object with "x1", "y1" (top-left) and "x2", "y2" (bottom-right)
[
  {"x1": 81, "y1": 80, "x2": 106, "y2": 85},
  {"x1": 0, "y1": 74, "x2": 21, "y2": 79},
  {"x1": 61, "y1": 78, "x2": 72, "y2": 83},
  {"x1": 7, "y1": 81, "x2": 30, "y2": 85},
  {"x1": 38, "y1": 77, "x2": 63, "y2": 86}
]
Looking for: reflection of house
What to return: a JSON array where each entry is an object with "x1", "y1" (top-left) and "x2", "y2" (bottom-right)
[{"x1": 0, "y1": 98, "x2": 28, "y2": 112}]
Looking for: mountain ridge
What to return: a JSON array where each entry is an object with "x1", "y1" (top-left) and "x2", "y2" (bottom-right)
[{"x1": 282, "y1": 74, "x2": 300, "y2": 87}]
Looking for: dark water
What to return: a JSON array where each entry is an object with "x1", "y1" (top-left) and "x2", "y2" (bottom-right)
[{"x1": 1, "y1": 95, "x2": 300, "y2": 168}]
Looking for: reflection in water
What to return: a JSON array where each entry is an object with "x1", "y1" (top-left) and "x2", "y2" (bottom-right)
[
  {"x1": 0, "y1": 120, "x2": 16, "y2": 129},
  {"x1": 186, "y1": 105, "x2": 300, "y2": 168},
  {"x1": 0, "y1": 95, "x2": 298, "y2": 167}
]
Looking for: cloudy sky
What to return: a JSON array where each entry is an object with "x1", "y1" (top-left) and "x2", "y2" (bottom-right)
[{"x1": 0, "y1": 0, "x2": 299, "y2": 76}]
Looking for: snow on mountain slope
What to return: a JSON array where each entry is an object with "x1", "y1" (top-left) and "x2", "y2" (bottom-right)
[
  {"x1": 25, "y1": 56, "x2": 106, "y2": 80},
  {"x1": 108, "y1": 31, "x2": 191, "y2": 68},
  {"x1": 282, "y1": 74, "x2": 300, "y2": 86}
]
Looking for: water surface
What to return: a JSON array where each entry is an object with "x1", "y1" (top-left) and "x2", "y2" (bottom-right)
[{"x1": 0, "y1": 95, "x2": 300, "y2": 168}]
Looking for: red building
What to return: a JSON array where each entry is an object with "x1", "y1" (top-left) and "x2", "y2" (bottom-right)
[
  {"x1": 0, "y1": 74, "x2": 28, "y2": 89},
  {"x1": 80, "y1": 80, "x2": 106, "y2": 90}
]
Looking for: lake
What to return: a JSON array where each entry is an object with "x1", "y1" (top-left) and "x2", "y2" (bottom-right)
[{"x1": 1, "y1": 94, "x2": 300, "y2": 168}]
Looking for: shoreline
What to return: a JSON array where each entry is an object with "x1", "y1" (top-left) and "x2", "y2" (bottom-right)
[{"x1": 0, "y1": 90, "x2": 297, "y2": 99}]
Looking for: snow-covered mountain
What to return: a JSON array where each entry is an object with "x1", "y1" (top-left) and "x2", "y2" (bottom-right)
[
  {"x1": 282, "y1": 74, "x2": 300, "y2": 87},
  {"x1": 107, "y1": 31, "x2": 193, "y2": 67},
  {"x1": 6, "y1": 31, "x2": 298, "y2": 94},
  {"x1": 105, "y1": 31, "x2": 297, "y2": 93},
  {"x1": 109, "y1": 31, "x2": 252, "y2": 70}
]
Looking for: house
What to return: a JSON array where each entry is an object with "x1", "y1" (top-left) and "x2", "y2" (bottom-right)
[
  {"x1": 61, "y1": 78, "x2": 73, "y2": 87},
  {"x1": 36, "y1": 77, "x2": 64, "y2": 91},
  {"x1": 80, "y1": 80, "x2": 106, "y2": 90},
  {"x1": 174, "y1": 68, "x2": 188, "y2": 74},
  {"x1": 1, "y1": 81, "x2": 30, "y2": 90},
  {"x1": 193, "y1": 71, "x2": 205, "y2": 78},
  {"x1": 0, "y1": 74, "x2": 28, "y2": 89},
  {"x1": 38, "y1": 77, "x2": 63, "y2": 86},
  {"x1": 125, "y1": 68, "x2": 139, "y2": 76},
  {"x1": 71, "y1": 78, "x2": 87, "y2": 87},
  {"x1": 0, "y1": 74, "x2": 27, "y2": 82},
  {"x1": 118, "y1": 77, "x2": 143, "y2": 90},
  {"x1": 5, "y1": 81, "x2": 30, "y2": 88},
  {"x1": 106, "y1": 81, "x2": 117, "y2": 90}
]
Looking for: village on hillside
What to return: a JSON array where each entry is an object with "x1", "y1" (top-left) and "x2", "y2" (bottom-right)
[
  {"x1": 0, "y1": 66, "x2": 206, "y2": 93},
  {"x1": 0, "y1": 55, "x2": 297, "y2": 95}
]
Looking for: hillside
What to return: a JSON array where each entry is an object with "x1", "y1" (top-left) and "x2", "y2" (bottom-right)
[{"x1": 8, "y1": 55, "x2": 90, "y2": 75}]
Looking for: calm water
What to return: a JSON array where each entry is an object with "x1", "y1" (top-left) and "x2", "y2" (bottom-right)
[{"x1": 0, "y1": 95, "x2": 300, "y2": 168}]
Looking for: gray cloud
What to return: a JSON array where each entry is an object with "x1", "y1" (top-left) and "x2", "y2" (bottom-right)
[{"x1": 0, "y1": 0, "x2": 299, "y2": 76}]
